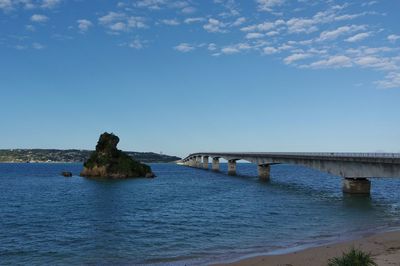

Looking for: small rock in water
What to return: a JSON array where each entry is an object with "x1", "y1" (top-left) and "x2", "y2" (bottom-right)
[
  {"x1": 61, "y1": 171, "x2": 73, "y2": 177},
  {"x1": 145, "y1": 172, "x2": 156, "y2": 178}
]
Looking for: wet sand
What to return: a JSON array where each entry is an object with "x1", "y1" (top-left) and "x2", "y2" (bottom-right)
[{"x1": 215, "y1": 230, "x2": 400, "y2": 266}]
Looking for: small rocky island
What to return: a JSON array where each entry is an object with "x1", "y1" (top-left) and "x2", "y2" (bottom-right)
[{"x1": 80, "y1": 132, "x2": 155, "y2": 179}]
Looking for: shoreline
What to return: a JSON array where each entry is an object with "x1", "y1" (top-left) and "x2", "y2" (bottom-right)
[{"x1": 213, "y1": 229, "x2": 400, "y2": 266}]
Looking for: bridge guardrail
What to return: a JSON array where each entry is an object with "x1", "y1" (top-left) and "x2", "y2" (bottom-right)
[{"x1": 184, "y1": 152, "x2": 400, "y2": 160}]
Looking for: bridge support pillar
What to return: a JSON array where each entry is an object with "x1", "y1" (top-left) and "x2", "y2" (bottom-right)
[
  {"x1": 189, "y1": 158, "x2": 195, "y2": 167},
  {"x1": 196, "y1": 156, "x2": 202, "y2": 168},
  {"x1": 342, "y1": 178, "x2": 371, "y2": 195},
  {"x1": 203, "y1": 156, "x2": 209, "y2": 169},
  {"x1": 212, "y1": 158, "x2": 220, "y2": 171},
  {"x1": 228, "y1": 160, "x2": 237, "y2": 176},
  {"x1": 258, "y1": 164, "x2": 270, "y2": 181}
]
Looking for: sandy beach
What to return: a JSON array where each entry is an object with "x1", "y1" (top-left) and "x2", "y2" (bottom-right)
[{"x1": 215, "y1": 230, "x2": 400, "y2": 266}]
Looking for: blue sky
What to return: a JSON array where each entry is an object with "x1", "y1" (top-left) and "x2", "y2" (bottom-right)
[{"x1": 0, "y1": 0, "x2": 399, "y2": 156}]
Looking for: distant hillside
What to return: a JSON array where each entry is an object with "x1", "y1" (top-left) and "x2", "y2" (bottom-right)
[{"x1": 0, "y1": 149, "x2": 180, "y2": 163}]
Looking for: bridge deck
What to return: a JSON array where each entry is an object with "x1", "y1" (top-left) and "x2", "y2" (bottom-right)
[
  {"x1": 182, "y1": 152, "x2": 400, "y2": 179},
  {"x1": 184, "y1": 152, "x2": 400, "y2": 164}
]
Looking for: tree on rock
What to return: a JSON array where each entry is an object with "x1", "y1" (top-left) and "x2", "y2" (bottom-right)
[{"x1": 80, "y1": 132, "x2": 155, "y2": 178}]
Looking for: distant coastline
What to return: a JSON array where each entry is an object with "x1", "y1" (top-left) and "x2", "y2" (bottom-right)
[{"x1": 0, "y1": 149, "x2": 180, "y2": 164}]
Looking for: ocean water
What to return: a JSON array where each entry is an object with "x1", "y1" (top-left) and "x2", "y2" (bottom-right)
[{"x1": 1, "y1": 163, "x2": 400, "y2": 265}]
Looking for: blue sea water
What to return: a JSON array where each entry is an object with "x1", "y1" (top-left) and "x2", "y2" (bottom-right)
[{"x1": 1, "y1": 163, "x2": 400, "y2": 265}]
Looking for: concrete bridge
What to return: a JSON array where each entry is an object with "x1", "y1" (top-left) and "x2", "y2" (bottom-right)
[{"x1": 180, "y1": 152, "x2": 400, "y2": 195}]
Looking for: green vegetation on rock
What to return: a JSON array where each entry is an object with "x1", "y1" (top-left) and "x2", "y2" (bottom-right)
[
  {"x1": 328, "y1": 247, "x2": 377, "y2": 266},
  {"x1": 81, "y1": 132, "x2": 154, "y2": 178}
]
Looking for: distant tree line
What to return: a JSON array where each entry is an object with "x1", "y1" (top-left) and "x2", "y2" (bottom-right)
[{"x1": 0, "y1": 149, "x2": 180, "y2": 163}]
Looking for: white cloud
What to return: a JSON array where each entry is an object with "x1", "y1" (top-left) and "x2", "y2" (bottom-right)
[
  {"x1": 266, "y1": 30, "x2": 279, "y2": 36},
  {"x1": 99, "y1": 12, "x2": 146, "y2": 32},
  {"x1": 208, "y1": 43, "x2": 217, "y2": 51},
  {"x1": 25, "y1": 24, "x2": 35, "y2": 31},
  {"x1": 184, "y1": 17, "x2": 205, "y2": 24},
  {"x1": 284, "y1": 53, "x2": 311, "y2": 64},
  {"x1": 375, "y1": 72, "x2": 400, "y2": 89},
  {"x1": 41, "y1": 0, "x2": 61, "y2": 9},
  {"x1": 286, "y1": 17, "x2": 318, "y2": 33},
  {"x1": 119, "y1": 38, "x2": 147, "y2": 49},
  {"x1": 109, "y1": 22, "x2": 126, "y2": 31},
  {"x1": 231, "y1": 17, "x2": 246, "y2": 27},
  {"x1": 308, "y1": 55, "x2": 352, "y2": 68},
  {"x1": 241, "y1": 20, "x2": 284, "y2": 32},
  {"x1": 221, "y1": 43, "x2": 252, "y2": 55},
  {"x1": 31, "y1": 14, "x2": 48, "y2": 23},
  {"x1": 32, "y1": 42, "x2": 45, "y2": 49},
  {"x1": 246, "y1": 32, "x2": 264, "y2": 39},
  {"x1": 354, "y1": 56, "x2": 397, "y2": 71},
  {"x1": 169, "y1": 1, "x2": 189, "y2": 9},
  {"x1": 0, "y1": 0, "x2": 35, "y2": 11},
  {"x1": 263, "y1": 46, "x2": 278, "y2": 54},
  {"x1": 0, "y1": 0, "x2": 12, "y2": 10},
  {"x1": 214, "y1": 0, "x2": 239, "y2": 17},
  {"x1": 24, "y1": 1, "x2": 36, "y2": 9},
  {"x1": 387, "y1": 34, "x2": 400, "y2": 43},
  {"x1": 77, "y1": 19, "x2": 93, "y2": 33},
  {"x1": 286, "y1": 7, "x2": 368, "y2": 34},
  {"x1": 256, "y1": 0, "x2": 285, "y2": 12},
  {"x1": 221, "y1": 47, "x2": 239, "y2": 54},
  {"x1": 117, "y1": 2, "x2": 127, "y2": 8},
  {"x1": 182, "y1": 6, "x2": 195, "y2": 14},
  {"x1": 363, "y1": 46, "x2": 394, "y2": 55},
  {"x1": 334, "y1": 12, "x2": 369, "y2": 21},
  {"x1": 0, "y1": 0, "x2": 63, "y2": 10},
  {"x1": 317, "y1": 25, "x2": 366, "y2": 41},
  {"x1": 127, "y1": 17, "x2": 147, "y2": 28},
  {"x1": 129, "y1": 39, "x2": 146, "y2": 49},
  {"x1": 161, "y1": 19, "x2": 180, "y2": 26},
  {"x1": 277, "y1": 43, "x2": 292, "y2": 51},
  {"x1": 346, "y1": 46, "x2": 398, "y2": 57},
  {"x1": 136, "y1": 0, "x2": 166, "y2": 10},
  {"x1": 345, "y1": 32, "x2": 371, "y2": 42},
  {"x1": 362, "y1": 1, "x2": 378, "y2": 7},
  {"x1": 203, "y1": 18, "x2": 226, "y2": 33},
  {"x1": 99, "y1": 12, "x2": 123, "y2": 24},
  {"x1": 174, "y1": 43, "x2": 194, "y2": 52},
  {"x1": 135, "y1": 0, "x2": 192, "y2": 11}
]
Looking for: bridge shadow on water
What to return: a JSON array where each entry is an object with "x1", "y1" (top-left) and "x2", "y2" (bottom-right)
[{"x1": 214, "y1": 163, "x2": 340, "y2": 195}]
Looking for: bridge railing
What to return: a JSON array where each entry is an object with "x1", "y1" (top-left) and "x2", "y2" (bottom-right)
[
  {"x1": 185, "y1": 152, "x2": 400, "y2": 160},
  {"x1": 253, "y1": 152, "x2": 400, "y2": 158}
]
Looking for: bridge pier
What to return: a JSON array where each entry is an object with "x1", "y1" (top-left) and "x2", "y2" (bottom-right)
[
  {"x1": 212, "y1": 157, "x2": 220, "y2": 171},
  {"x1": 203, "y1": 156, "x2": 209, "y2": 169},
  {"x1": 258, "y1": 164, "x2": 270, "y2": 181},
  {"x1": 196, "y1": 156, "x2": 202, "y2": 168},
  {"x1": 228, "y1": 160, "x2": 237, "y2": 176},
  {"x1": 342, "y1": 178, "x2": 371, "y2": 195}
]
